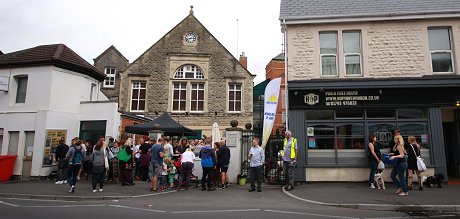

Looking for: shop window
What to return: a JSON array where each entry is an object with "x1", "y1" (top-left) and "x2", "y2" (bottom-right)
[
  {"x1": 428, "y1": 27, "x2": 454, "y2": 73},
  {"x1": 320, "y1": 32, "x2": 338, "y2": 76},
  {"x1": 306, "y1": 110, "x2": 334, "y2": 120},
  {"x1": 367, "y1": 109, "x2": 395, "y2": 119},
  {"x1": 306, "y1": 124, "x2": 336, "y2": 165},
  {"x1": 336, "y1": 109, "x2": 364, "y2": 119},
  {"x1": 335, "y1": 123, "x2": 365, "y2": 150},
  {"x1": 397, "y1": 109, "x2": 427, "y2": 119},
  {"x1": 368, "y1": 123, "x2": 397, "y2": 149}
]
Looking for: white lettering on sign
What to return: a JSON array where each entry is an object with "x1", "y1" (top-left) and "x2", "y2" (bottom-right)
[{"x1": 324, "y1": 90, "x2": 380, "y2": 106}]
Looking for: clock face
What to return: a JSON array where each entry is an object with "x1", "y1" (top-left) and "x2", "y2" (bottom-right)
[{"x1": 185, "y1": 33, "x2": 197, "y2": 43}]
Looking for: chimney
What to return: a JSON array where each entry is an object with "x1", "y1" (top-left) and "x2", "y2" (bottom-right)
[{"x1": 239, "y1": 52, "x2": 247, "y2": 69}]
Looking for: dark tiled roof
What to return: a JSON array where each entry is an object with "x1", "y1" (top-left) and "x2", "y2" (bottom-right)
[
  {"x1": 0, "y1": 44, "x2": 105, "y2": 81},
  {"x1": 280, "y1": 0, "x2": 460, "y2": 21}
]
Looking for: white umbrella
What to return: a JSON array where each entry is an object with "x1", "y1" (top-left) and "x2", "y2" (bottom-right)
[{"x1": 212, "y1": 122, "x2": 221, "y2": 145}]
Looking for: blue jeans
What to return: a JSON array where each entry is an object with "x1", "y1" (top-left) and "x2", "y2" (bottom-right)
[
  {"x1": 67, "y1": 164, "x2": 81, "y2": 187},
  {"x1": 390, "y1": 161, "x2": 408, "y2": 192},
  {"x1": 368, "y1": 159, "x2": 378, "y2": 186}
]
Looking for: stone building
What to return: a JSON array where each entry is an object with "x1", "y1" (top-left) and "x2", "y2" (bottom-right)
[
  {"x1": 280, "y1": 0, "x2": 460, "y2": 182},
  {"x1": 118, "y1": 8, "x2": 255, "y2": 137},
  {"x1": 94, "y1": 45, "x2": 129, "y2": 101}
]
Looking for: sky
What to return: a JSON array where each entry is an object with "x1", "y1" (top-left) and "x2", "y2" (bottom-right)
[{"x1": 0, "y1": 0, "x2": 283, "y2": 84}]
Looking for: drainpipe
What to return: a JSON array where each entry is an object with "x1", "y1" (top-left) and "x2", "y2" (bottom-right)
[{"x1": 282, "y1": 19, "x2": 289, "y2": 131}]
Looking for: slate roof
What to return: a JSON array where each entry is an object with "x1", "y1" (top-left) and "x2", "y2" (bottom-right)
[
  {"x1": 93, "y1": 45, "x2": 129, "y2": 63},
  {"x1": 0, "y1": 44, "x2": 105, "y2": 81},
  {"x1": 280, "y1": 0, "x2": 460, "y2": 21},
  {"x1": 273, "y1": 53, "x2": 285, "y2": 61}
]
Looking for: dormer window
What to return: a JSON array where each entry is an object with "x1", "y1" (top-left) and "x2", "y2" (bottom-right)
[{"x1": 174, "y1": 65, "x2": 204, "y2": 79}]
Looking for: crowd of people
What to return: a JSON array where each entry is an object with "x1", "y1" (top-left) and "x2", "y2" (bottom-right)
[{"x1": 53, "y1": 135, "x2": 232, "y2": 193}]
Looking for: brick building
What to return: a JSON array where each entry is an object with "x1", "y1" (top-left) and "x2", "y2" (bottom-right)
[
  {"x1": 280, "y1": 0, "x2": 460, "y2": 182},
  {"x1": 116, "y1": 8, "x2": 255, "y2": 137},
  {"x1": 265, "y1": 53, "x2": 286, "y2": 135}
]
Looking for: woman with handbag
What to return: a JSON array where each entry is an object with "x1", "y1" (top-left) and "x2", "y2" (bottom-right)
[
  {"x1": 367, "y1": 134, "x2": 382, "y2": 189},
  {"x1": 390, "y1": 133, "x2": 409, "y2": 196},
  {"x1": 407, "y1": 136, "x2": 423, "y2": 191},
  {"x1": 118, "y1": 138, "x2": 135, "y2": 186},
  {"x1": 90, "y1": 141, "x2": 108, "y2": 192}
]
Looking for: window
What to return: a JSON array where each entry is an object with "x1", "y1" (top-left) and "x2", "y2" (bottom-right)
[
  {"x1": 172, "y1": 83, "x2": 187, "y2": 112},
  {"x1": 174, "y1": 65, "x2": 204, "y2": 79},
  {"x1": 191, "y1": 83, "x2": 204, "y2": 112},
  {"x1": 0, "y1": 128, "x2": 3, "y2": 154},
  {"x1": 104, "y1": 67, "x2": 116, "y2": 87},
  {"x1": 228, "y1": 84, "x2": 242, "y2": 112},
  {"x1": 343, "y1": 31, "x2": 362, "y2": 75},
  {"x1": 428, "y1": 28, "x2": 454, "y2": 73},
  {"x1": 15, "y1": 76, "x2": 28, "y2": 103},
  {"x1": 130, "y1": 82, "x2": 146, "y2": 111},
  {"x1": 320, "y1": 32, "x2": 338, "y2": 76}
]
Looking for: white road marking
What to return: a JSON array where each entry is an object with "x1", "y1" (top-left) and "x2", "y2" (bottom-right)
[
  {"x1": 172, "y1": 209, "x2": 261, "y2": 214},
  {"x1": 24, "y1": 204, "x2": 106, "y2": 208},
  {"x1": 264, "y1": 209, "x2": 359, "y2": 219},
  {"x1": 364, "y1": 215, "x2": 458, "y2": 219},
  {"x1": 0, "y1": 201, "x2": 20, "y2": 207},
  {"x1": 1, "y1": 197, "x2": 76, "y2": 203},
  {"x1": 108, "y1": 204, "x2": 166, "y2": 213}
]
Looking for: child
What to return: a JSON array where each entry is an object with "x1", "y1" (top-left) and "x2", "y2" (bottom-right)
[
  {"x1": 167, "y1": 159, "x2": 178, "y2": 189},
  {"x1": 160, "y1": 158, "x2": 169, "y2": 191}
]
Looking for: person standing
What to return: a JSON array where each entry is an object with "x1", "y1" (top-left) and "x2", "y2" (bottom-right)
[
  {"x1": 200, "y1": 138, "x2": 216, "y2": 191},
  {"x1": 118, "y1": 139, "x2": 135, "y2": 186},
  {"x1": 248, "y1": 138, "x2": 264, "y2": 192},
  {"x1": 407, "y1": 136, "x2": 423, "y2": 191},
  {"x1": 90, "y1": 141, "x2": 107, "y2": 192},
  {"x1": 149, "y1": 138, "x2": 165, "y2": 192},
  {"x1": 177, "y1": 148, "x2": 195, "y2": 191},
  {"x1": 368, "y1": 133, "x2": 382, "y2": 189},
  {"x1": 217, "y1": 139, "x2": 230, "y2": 189},
  {"x1": 282, "y1": 130, "x2": 297, "y2": 191},
  {"x1": 390, "y1": 133, "x2": 409, "y2": 196},
  {"x1": 55, "y1": 139, "x2": 69, "y2": 184},
  {"x1": 65, "y1": 138, "x2": 85, "y2": 193}
]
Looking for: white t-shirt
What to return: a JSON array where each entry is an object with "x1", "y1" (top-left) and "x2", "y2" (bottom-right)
[
  {"x1": 181, "y1": 150, "x2": 195, "y2": 163},
  {"x1": 134, "y1": 145, "x2": 141, "y2": 159}
]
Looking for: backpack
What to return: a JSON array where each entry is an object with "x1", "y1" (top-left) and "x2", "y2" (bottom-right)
[{"x1": 69, "y1": 146, "x2": 83, "y2": 165}]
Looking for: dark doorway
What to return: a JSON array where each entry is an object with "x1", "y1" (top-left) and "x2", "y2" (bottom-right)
[
  {"x1": 443, "y1": 121, "x2": 460, "y2": 178},
  {"x1": 79, "y1": 120, "x2": 107, "y2": 149}
]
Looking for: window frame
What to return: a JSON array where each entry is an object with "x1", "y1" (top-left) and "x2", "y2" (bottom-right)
[
  {"x1": 190, "y1": 83, "x2": 205, "y2": 112},
  {"x1": 103, "y1": 67, "x2": 116, "y2": 88},
  {"x1": 173, "y1": 64, "x2": 205, "y2": 79},
  {"x1": 342, "y1": 31, "x2": 362, "y2": 76},
  {"x1": 319, "y1": 31, "x2": 338, "y2": 77},
  {"x1": 15, "y1": 75, "x2": 28, "y2": 104},
  {"x1": 228, "y1": 83, "x2": 242, "y2": 113},
  {"x1": 172, "y1": 82, "x2": 188, "y2": 113},
  {"x1": 130, "y1": 81, "x2": 147, "y2": 112},
  {"x1": 428, "y1": 27, "x2": 455, "y2": 73}
]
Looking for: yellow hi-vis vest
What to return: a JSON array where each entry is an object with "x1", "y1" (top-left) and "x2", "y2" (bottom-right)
[{"x1": 282, "y1": 138, "x2": 297, "y2": 159}]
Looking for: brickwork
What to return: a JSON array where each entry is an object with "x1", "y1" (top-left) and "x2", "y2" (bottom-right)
[{"x1": 118, "y1": 13, "x2": 254, "y2": 132}]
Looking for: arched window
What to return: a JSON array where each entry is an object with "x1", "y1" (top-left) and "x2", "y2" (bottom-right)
[{"x1": 173, "y1": 64, "x2": 204, "y2": 79}]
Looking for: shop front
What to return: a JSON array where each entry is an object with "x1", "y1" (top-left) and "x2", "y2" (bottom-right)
[{"x1": 288, "y1": 77, "x2": 460, "y2": 182}]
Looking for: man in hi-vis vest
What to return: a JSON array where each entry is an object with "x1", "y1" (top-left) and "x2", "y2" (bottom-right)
[{"x1": 282, "y1": 130, "x2": 297, "y2": 191}]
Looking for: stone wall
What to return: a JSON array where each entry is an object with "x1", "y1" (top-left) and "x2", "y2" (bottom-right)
[
  {"x1": 94, "y1": 47, "x2": 129, "y2": 99},
  {"x1": 287, "y1": 19, "x2": 460, "y2": 80},
  {"x1": 118, "y1": 14, "x2": 254, "y2": 132}
]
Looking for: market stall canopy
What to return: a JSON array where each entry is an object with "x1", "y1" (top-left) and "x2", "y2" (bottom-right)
[{"x1": 124, "y1": 113, "x2": 197, "y2": 136}]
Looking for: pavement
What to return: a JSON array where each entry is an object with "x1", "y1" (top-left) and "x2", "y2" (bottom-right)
[{"x1": 1, "y1": 179, "x2": 460, "y2": 212}]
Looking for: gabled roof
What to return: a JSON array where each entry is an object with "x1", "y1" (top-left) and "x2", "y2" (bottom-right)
[
  {"x1": 280, "y1": 0, "x2": 460, "y2": 23},
  {"x1": 272, "y1": 53, "x2": 285, "y2": 61},
  {"x1": 0, "y1": 44, "x2": 105, "y2": 81},
  {"x1": 93, "y1": 45, "x2": 129, "y2": 63}
]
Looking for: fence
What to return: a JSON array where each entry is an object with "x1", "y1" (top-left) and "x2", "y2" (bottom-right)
[{"x1": 241, "y1": 130, "x2": 285, "y2": 184}]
